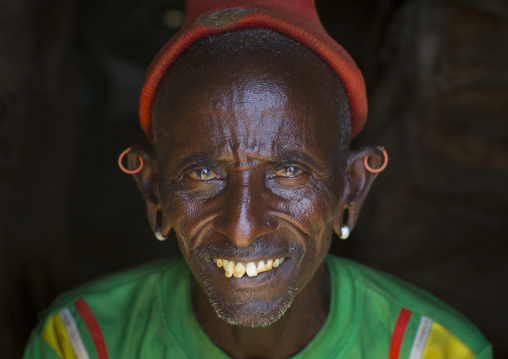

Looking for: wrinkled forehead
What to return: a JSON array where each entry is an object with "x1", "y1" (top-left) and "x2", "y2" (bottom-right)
[
  {"x1": 154, "y1": 69, "x2": 342, "y2": 177},
  {"x1": 150, "y1": 30, "x2": 349, "y2": 169}
]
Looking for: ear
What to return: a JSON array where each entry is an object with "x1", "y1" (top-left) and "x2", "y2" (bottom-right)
[
  {"x1": 121, "y1": 145, "x2": 171, "y2": 237},
  {"x1": 333, "y1": 146, "x2": 387, "y2": 237}
]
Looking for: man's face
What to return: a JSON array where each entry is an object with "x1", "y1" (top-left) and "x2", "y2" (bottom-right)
[{"x1": 153, "y1": 57, "x2": 347, "y2": 327}]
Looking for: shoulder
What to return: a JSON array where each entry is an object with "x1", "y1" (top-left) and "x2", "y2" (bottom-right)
[
  {"x1": 25, "y1": 256, "x2": 189, "y2": 359},
  {"x1": 326, "y1": 255, "x2": 492, "y2": 359},
  {"x1": 48, "y1": 256, "x2": 183, "y2": 311}
]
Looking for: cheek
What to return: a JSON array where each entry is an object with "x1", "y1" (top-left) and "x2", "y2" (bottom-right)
[
  {"x1": 274, "y1": 182, "x2": 339, "y2": 267},
  {"x1": 162, "y1": 187, "x2": 224, "y2": 252},
  {"x1": 159, "y1": 183, "x2": 197, "y2": 239},
  {"x1": 165, "y1": 196, "x2": 203, "y2": 238},
  {"x1": 275, "y1": 182, "x2": 339, "y2": 231}
]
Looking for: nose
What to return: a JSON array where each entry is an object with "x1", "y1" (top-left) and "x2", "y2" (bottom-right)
[{"x1": 215, "y1": 172, "x2": 277, "y2": 247}]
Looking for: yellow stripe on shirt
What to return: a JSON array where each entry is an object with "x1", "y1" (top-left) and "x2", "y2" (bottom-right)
[
  {"x1": 422, "y1": 321, "x2": 476, "y2": 359},
  {"x1": 41, "y1": 312, "x2": 79, "y2": 359}
]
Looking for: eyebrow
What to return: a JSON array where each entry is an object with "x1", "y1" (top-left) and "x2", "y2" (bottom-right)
[{"x1": 174, "y1": 152, "x2": 214, "y2": 172}]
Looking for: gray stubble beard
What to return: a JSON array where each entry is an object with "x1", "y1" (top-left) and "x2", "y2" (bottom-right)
[{"x1": 202, "y1": 277, "x2": 300, "y2": 328}]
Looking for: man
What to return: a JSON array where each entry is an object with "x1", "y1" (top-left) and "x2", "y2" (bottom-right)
[{"x1": 25, "y1": 1, "x2": 492, "y2": 358}]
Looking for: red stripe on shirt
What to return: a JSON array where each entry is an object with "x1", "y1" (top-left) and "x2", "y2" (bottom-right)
[
  {"x1": 389, "y1": 308, "x2": 412, "y2": 359},
  {"x1": 74, "y1": 298, "x2": 109, "y2": 359}
]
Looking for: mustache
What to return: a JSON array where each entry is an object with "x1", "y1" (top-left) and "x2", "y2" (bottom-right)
[{"x1": 194, "y1": 238, "x2": 303, "y2": 260}]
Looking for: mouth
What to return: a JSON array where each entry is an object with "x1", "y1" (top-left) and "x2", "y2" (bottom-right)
[{"x1": 212, "y1": 257, "x2": 286, "y2": 279}]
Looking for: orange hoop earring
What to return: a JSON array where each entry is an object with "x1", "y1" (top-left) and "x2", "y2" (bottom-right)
[
  {"x1": 118, "y1": 147, "x2": 144, "y2": 174},
  {"x1": 363, "y1": 146, "x2": 388, "y2": 173}
]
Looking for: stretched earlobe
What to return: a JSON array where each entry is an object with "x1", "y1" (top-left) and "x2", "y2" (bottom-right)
[
  {"x1": 118, "y1": 145, "x2": 159, "y2": 206},
  {"x1": 333, "y1": 146, "x2": 388, "y2": 238},
  {"x1": 117, "y1": 145, "x2": 172, "y2": 240}
]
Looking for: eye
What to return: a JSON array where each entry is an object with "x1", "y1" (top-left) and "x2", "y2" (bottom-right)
[
  {"x1": 189, "y1": 168, "x2": 219, "y2": 180},
  {"x1": 274, "y1": 166, "x2": 302, "y2": 178}
]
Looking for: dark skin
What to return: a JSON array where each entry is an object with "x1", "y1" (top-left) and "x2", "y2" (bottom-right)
[{"x1": 127, "y1": 49, "x2": 383, "y2": 358}]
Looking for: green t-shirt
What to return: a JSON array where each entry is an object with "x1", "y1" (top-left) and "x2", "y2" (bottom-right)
[{"x1": 24, "y1": 255, "x2": 492, "y2": 358}]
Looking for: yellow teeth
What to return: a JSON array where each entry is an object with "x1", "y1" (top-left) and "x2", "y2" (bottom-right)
[
  {"x1": 246, "y1": 262, "x2": 257, "y2": 277},
  {"x1": 224, "y1": 261, "x2": 235, "y2": 278},
  {"x1": 257, "y1": 261, "x2": 266, "y2": 273},
  {"x1": 213, "y1": 258, "x2": 286, "y2": 279},
  {"x1": 266, "y1": 259, "x2": 273, "y2": 270},
  {"x1": 234, "y1": 263, "x2": 246, "y2": 278}
]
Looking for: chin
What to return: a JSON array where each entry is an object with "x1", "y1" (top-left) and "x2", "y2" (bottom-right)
[{"x1": 206, "y1": 285, "x2": 299, "y2": 328}]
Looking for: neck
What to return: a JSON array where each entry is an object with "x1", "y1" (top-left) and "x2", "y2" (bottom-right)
[{"x1": 192, "y1": 262, "x2": 330, "y2": 359}]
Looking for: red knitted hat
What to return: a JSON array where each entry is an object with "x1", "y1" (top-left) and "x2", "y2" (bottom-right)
[{"x1": 139, "y1": 0, "x2": 367, "y2": 141}]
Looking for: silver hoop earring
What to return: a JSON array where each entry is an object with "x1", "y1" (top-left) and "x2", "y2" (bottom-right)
[
  {"x1": 339, "y1": 225, "x2": 350, "y2": 240},
  {"x1": 155, "y1": 228, "x2": 167, "y2": 241},
  {"x1": 154, "y1": 210, "x2": 167, "y2": 241}
]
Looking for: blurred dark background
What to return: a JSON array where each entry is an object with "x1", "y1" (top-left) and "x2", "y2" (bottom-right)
[{"x1": 1, "y1": 0, "x2": 507, "y2": 357}]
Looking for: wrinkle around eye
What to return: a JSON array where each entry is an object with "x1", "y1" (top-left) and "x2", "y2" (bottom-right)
[{"x1": 181, "y1": 172, "x2": 225, "y2": 196}]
